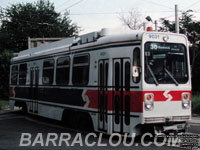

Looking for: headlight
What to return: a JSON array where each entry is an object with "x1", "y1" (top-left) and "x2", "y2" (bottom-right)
[
  {"x1": 182, "y1": 93, "x2": 190, "y2": 109},
  {"x1": 144, "y1": 93, "x2": 154, "y2": 110}
]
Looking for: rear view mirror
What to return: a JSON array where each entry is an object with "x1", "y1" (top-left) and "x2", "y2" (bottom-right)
[
  {"x1": 132, "y1": 66, "x2": 140, "y2": 77},
  {"x1": 133, "y1": 47, "x2": 141, "y2": 83}
]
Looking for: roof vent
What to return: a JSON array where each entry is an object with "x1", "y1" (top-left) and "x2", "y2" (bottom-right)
[{"x1": 80, "y1": 32, "x2": 98, "y2": 44}]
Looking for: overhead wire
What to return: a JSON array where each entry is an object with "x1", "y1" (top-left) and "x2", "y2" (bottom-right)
[
  {"x1": 68, "y1": 10, "x2": 173, "y2": 16},
  {"x1": 56, "y1": 0, "x2": 72, "y2": 10},
  {"x1": 141, "y1": 0, "x2": 173, "y2": 10},
  {"x1": 59, "y1": 0, "x2": 84, "y2": 13},
  {"x1": 184, "y1": 0, "x2": 200, "y2": 10}
]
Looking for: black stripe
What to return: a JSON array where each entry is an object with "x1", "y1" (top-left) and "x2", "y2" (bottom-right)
[
  {"x1": 15, "y1": 87, "x2": 85, "y2": 107},
  {"x1": 13, "y1": 86, "x2": 140, "y2": 107},
  {"x1": 10, "y1": 98, "x2": 140, "y2": 117},
  {"x1": 11, "y1": 42, "x2": 140, "y2": 64}
]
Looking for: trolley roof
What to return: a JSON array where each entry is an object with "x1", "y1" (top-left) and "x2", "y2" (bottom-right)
[{"x1": 11, "y1": 28, "x2": 184, "y2": 62}]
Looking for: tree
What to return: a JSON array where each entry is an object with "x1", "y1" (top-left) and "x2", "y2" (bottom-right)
[
  {"x1": 0, "y1": 0, "x2": 79, "y2": 52},
  {"x1": 159, "y1": 10, "x2": 200, "y2": 46},
  {"x1": 0, "y1": 50, "x2": 13, "y2": 99},
  {"x1": 119, "y1": 8, "x2": 143, "y2": 30}
]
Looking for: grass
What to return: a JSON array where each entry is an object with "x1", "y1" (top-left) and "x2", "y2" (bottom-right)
[
  {"x1": 192, "y1": 93, "x2": 200, "y2": 115},
  {"x1": 0, "y1": 99, "x2": 9, "y2": 109}
]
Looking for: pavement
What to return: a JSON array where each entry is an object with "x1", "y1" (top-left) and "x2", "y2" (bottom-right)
[
  {"x1": 190, "y1": 114, "x2": 200, "y2": 124},
  {"x1": 0, "y1": 108, "x2": 199, "y2": 150}
]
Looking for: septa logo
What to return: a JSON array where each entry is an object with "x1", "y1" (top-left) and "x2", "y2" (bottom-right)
[{"x1": 163, "y1": 90, "x2": 173, "y2": 101}]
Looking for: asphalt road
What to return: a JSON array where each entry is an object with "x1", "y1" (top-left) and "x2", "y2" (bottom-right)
[{"x1": 0, "y1": 110, "x2": 199, "y2": 150}]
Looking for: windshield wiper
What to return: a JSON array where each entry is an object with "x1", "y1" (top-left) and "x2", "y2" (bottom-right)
[
  {"x1": 164, "y1": 67, "x2": 179, "y2": 86},
  {"x1": 147, "y1": 64, "x2": 159, "y2": 86}
]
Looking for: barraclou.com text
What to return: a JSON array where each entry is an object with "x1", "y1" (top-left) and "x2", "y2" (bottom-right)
[{"x1": 19, "y1": 132, "x2": 182, "y2": 147}]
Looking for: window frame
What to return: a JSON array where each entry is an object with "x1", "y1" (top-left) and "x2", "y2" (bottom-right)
[
  {"x1": 11, "y1": 65, "x2": 19, "y2": 85},
  {"x1": 56, "y1": 56, "x2": 70, "y2": 85},
  {"x1": 125, "y1": 61, "x2": 130, "y2": 91},
  {"x1": 132, "y1": 47, "x2": 141, "y2": 83},
  {"x1": 72, "y1": 54, "x2": 90, "y2": 85},
  {"x1": 42, "y1": 59, "x2": 55, "y2": 85},
  {"x1": 19, "y1": 63, "x2": 27, "y2": 85},
  {"x1": 144, "y1": 42, "x2": 189, "y2": 84}
]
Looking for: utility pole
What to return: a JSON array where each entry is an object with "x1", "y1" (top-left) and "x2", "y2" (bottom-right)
[
  {"x1": 175, "y1": 4, "x2": 179, "y2": 33},
  {"x1": 28, "y1": 37, "x2": 31, "y2": 49},
  {"x1": 154, "y1": 20, "x2": 158, "y2": 31}
]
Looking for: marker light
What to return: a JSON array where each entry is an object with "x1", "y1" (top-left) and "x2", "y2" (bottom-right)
[
  {"x1": 184, "y1": 94, "x2": 188, "y2": 99},
  {"x1": 144, "y1": 93, "x2": 154, "y2": 111},
  {"x1": 147, "y1": 95, "x2": 152, "y2": 100},
  {"x1": 147, "y1": 26, "x2": 153, "y2": 31},
  {"x1": 182, "y1": 93, "x2": 190, "y2": 109}
]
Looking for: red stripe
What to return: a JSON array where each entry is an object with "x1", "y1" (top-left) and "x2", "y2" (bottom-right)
[
  {"x1": 143, "y1": 90, "x2": 191, "y2": 101},
  {"x1": 130, "y1": 91, "x2": 143, "y2": 112},
  {"x1": 85, "y1": 90, "x2": 143, "y2": 112},
  {"x1": 85, "y1": 90, "x2": 98, "y2": 109},
  {"x1": 85, "y1": 90, "x2": 191, "y2": 113}
]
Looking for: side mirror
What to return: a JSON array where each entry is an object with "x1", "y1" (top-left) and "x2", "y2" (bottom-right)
[{"x1": 132, "y1": 66, "x2": 140, "y2": 77}]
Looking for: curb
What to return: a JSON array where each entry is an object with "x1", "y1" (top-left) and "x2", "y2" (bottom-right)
[
  {"x1": 192, "y1": 114, "x2": 200, "y2": 117},
  {"x1": 0, "y1": 105, "x2": 10, "y2": 110}
]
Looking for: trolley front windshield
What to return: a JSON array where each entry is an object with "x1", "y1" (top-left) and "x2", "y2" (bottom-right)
[{"x1": 144, "y1": 42, "x2": 188, "y2": 85}]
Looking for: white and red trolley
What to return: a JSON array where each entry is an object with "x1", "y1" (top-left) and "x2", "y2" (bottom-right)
[{"x1": 9, "y1": 28, "x2": 191, "y2": 136}]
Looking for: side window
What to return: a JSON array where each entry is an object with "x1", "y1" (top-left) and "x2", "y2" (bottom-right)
[
  {"x1": 56, "y1": 57, "x2": 70, "y2": 85},
  {"x1": 72, "y1": 55, "x2": 89, "y2": 85},
  {"x1": 133, "y1": 48, "x2": 141, "y2": 83},
  {"x1": 43, "y1": 59, "x2": 54, "y2": 85},
  {"x1": 19, "y1": 64, "x2": 27, "y2": 85},
  {"x1": 11, "y1": 65, "x2": 18, "y2": 85}
]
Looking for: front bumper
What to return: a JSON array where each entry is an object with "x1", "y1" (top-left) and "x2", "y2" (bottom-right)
[{"x1": 144, "y1": 115, "x2": 191, "y2": 124}]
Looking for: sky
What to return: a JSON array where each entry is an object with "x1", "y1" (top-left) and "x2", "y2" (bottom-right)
[{"x1": 1, "y1": 0, "x2": 200, "y2": 34}]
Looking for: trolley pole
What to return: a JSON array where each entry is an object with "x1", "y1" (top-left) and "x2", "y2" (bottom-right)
[{"x1": 175, "y1": 4, "x2": 179, "y2": 33}]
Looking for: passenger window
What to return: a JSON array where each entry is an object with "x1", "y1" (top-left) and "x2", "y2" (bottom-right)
[
  {"x1": 125, "y1": 61, "x2": 130, "y2": 91},
  {"x1": 11, "y1": 65, "x2": 18, "y2": 85},
  {"x1": 19, "y1": 64, "x2": 27, "y2": 85},
  {"x1": 72, "y1": 55, "x2": 89, "y2": 85},
  {"x1": 56, "y1": 57, "x2": 70, "y2": 85},
  {"x1": 105, "y1": 63, "x2": 108, "y2": 90},
  {"x1": 133, "y1": 48, "x2": 141, "y2": 83},
  {"x1": 99, "y1": 63, "x2": 103, "y2": 89},
  {"x1": 43, "y1": 59, "x2": 54, "y2": 85}
]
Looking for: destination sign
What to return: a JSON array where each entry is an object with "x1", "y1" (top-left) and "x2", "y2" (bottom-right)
[{"x1": 149, "y1": 43, "x2": 183, "y2": 52}]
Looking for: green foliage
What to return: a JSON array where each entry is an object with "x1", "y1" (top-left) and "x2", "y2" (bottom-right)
[
  {"x1": 0, "y1": 50, "x2": 14, "y2": 99},
  {"x1": 0, "y1": 0, "x2": 79, "y2": 52},
  {"x1": 159, "y1": 18, "x2": 175, "y2": 32},
  {"x1": 192, "y1": 47, "x2": 200, "y2": 91},
  {"x1": 159, "y1": 10, "x2": 200, "y2": 45},
  {"x1": 192, "y1": 93, "x2": 200, "y2": 114},
  {"x1": 0, "y1": 100, "x2": 9, "y2": 108}
]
